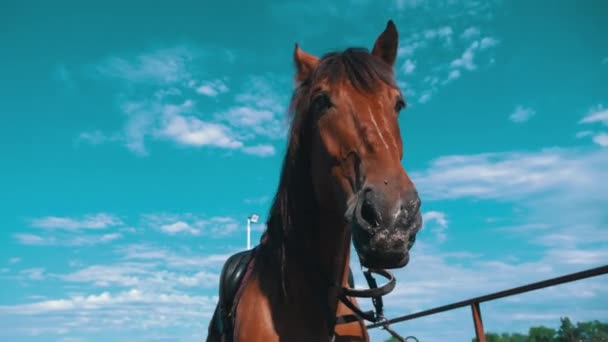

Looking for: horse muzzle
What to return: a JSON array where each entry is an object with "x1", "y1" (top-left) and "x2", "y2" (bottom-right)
[{"x1": 348, "y1": 185, "x2": 422, "y2": 269}]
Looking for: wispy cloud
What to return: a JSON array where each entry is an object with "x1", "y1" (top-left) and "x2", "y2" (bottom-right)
[
  {"x1": 450, "y1": 37, "x2": 497, "y2": 72},
  {"x1": 159, "y1": 221, "x2": 201, "y2": 236},
  {"x1": 158, "y1": 108, "x2": 243, "y2": 149},
  {"x1": 20, "y1": 268, "x2": 46, "y2": 281},
  {"x1": 422, "y1": 211, "x2": 449, "y2": 243},
  {"x1": 577, "y1": 105, "x2": 608, "y2": 147},
  {"x1": 76, "y1": 130, "x2": 122, "y2": 146},
  {"x1": 401, "y1": 59, "x2": 416, "y2": 74},
  {"x1": 194, "y1": 79, "x2": 229, "y2": 97},
  {"x1": 120, "y1": 243, "x2": 233, "y2": 270},
  {"x1": 0, "y1": 238, "x2": 234, "y2": 338},
  {"x1": 397, "y1": 25, "x2": 500, "y2": 104},
  {"x1": 31, "y1": 213, "x2": 122, "y2": 231},
  {"x1": 460, "y1": 27, "x2": 480, "y2": 40},
  {"x1": 81, "y1": 47, "x2": 282, "y2": 158},
  {"x1": 509, "y1": 105, "x2": 536, "y2": 123},
  {"x1": 411, "y1": 147, "x2": 608, "y2": 202},
  {"x1": 14, "y1": 213, "x2": 124, "y2": 247},
  {"x1": 242, "y1": 144, "x2": 276, "y2": 156},
  {"x1": 142, "y1": 213, "x2": 242, "y2": 237},
  {"x1": 14, "y1": 233, "x2": 122, "y2": 246},
  {"x1": 59, "y1": 262, "x2": 218, "y2": 290},
  {"x1": 592, "y1": 132, "x2": 608, "y2": 147},
  {"x1": 579, "y1": 105, "x2": 608, "y2": 125},
  {"x1": 94, "y1": 46, "x2": 196, "y2": 85},
  {"x1": 575, "y1": 130, "x2": 593, "y2": 139}
]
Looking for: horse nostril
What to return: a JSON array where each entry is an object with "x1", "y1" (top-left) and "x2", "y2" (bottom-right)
[{"x1": 360, "y1": 190, "x2": 381, "y2": 228}]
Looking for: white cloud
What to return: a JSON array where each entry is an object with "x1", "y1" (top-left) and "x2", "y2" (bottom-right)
[
  {"x1": 418, "y1": 92, "x2": 432, "y2": 104},
  {"x1": 460, "y1": 27, "x2": 480, "y2": 40},
  {"x1": 398, "y1": 25, "x2": 499, "y2": 105},
  {"x1": 450, "y1": 37, "x2": 499, "y2": 72},
  {"x1": 450, "y1": 40, "x2": 478, "y2": 71},
  {"x1": 0, "y1": 287, "x2": 218, "y2": 340},
  {"x1": 575, "y1": 130, "x2": 593, "y2": 138},
  {"x1": 13, "y1": 233, "x2": 122, "y2": 246},
  {"x1": 397, "y1": 41, "x2": 425, "y2": 57},
  {"x1": 411, "y1": 148, "x2": 608, "y2": 202},
  {"x1": 120, "y1": 100, "x2": 158, "y2": 156},
  {"x1": 9, "y1": 257, "x2": 21, "y2": 264},
  {"x1": 154, "y1": 87, "x2": 182, "y2": 99},
  {"x1": 422, "y1": 211, "x2": 449, "y2": 243},
  {"x1": 20, "y1": 268, "x2": 46, "y2": 281},
  {"x1": 579, "y1": 105, "x2": 608, "y2": 126},
  {"x1": 447, "y1": 69, "x2": 460, "y2": 81},
  {"x1": 77, "y1": 131, "x2": 121, "y2": 146},
  {"x1": 120, "y1": 244, "x2": 232, "y2": 270},
  {"x1": 592, "y1": 132, "x2": 608, "y2": 147},
  {"x1": 423, "y1": 26, "x2": 453, "y2": 42},
  {"x1": 0, "y1": 288, "x2": 215, "y2": 315},
  {"x1": 95, "y1": 46, "x2": 195, "y2": 85},
  {"x1": 195, "y1": 79, "x2": 229, "y2": 97},
  {"x1": 159, "y1": 221, "x2": 201, "y2": 236},
  {"x1": 217, "y1": 76, "x2": 288, "y2": 140},
  {"x1": 479, "y1": 37, "x2": 499, "y2": 50},
  {"x1": 577, "y1": 105, "x2": 608, "y2": 147},
  {"x1": 159, "y1": 114, "x2": 243, "y2": 149},
  {"x1": 509, "y1": 105, "x2": 536, "y2": 123},
  {"x1": 141, "y1": 213, "x2": 243, "y2": 237},
  {"x1": 31, "y1": 213, "x2": 122, "y2": 231},
  {"x1": 220, "y1": 106, "x2": 276, "y2": 134},
  {"x1": 14, "y1": 234, "x2": 46, "y2": 245},
  {"x1": 401, "y1": 59, "x2": 416, "y2": 74},
  {"x1": 86, "y1": 47, "x2": 287, "y2": 158},
  {"x1": 242, "y1": 144, "x2": 276, "y2": 157}
]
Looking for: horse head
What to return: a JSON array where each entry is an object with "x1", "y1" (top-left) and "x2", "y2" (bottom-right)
[{"x1": 291, "y1": 20, "x2": 422, "y2": 270}]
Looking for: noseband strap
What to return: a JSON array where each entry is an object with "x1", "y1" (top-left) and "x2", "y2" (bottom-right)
[
  {"x1": 342, "y1": 268, "x2": 395, "y2": 298},
  {"x1": 335, "y1": 268, "x2": 394, "y2": 324}
]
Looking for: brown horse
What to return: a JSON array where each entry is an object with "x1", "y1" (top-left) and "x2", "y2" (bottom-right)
[{"x1": 207, "y1": 20, "x2": 422, "y2": 342}]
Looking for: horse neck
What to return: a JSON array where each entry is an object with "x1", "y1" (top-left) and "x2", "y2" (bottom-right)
[
  {"x1": 287, "y1": 209, "x2": 351, "y2": 286},
  {"x1": 282, "y1": 208, "x2": 352, "y2": 329}
]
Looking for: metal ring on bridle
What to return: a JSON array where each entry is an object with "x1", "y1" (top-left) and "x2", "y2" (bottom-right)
[{"x1": 341, "y1": 268, "x2": 396, "y2": 298}]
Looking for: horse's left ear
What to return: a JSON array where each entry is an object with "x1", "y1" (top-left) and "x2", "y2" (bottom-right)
[
  {"x1": 372, "y1": 20, "x2": 399, "y2": 67},
  {"x1": 294, "y1": 43, "x2": 319, "y2": 83}
]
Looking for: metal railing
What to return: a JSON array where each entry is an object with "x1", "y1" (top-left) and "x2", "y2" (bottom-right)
[{"x1": 366, "y1": 264, "x2": 608, "y2": 342}]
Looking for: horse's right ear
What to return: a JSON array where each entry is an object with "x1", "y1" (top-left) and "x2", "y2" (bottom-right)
[
  {"x1": 372, "y1": 20, "x2": 399, "y2": 67},
  {"x1": 293, "y1": 43, "x2": 319, "y2": 83}
]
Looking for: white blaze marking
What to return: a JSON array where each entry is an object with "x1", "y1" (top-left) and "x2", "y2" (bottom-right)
[
  {"x1": 377, "y1": 100, "x2": 399, "y2": 151},
  {"x1": 368, "y1": 107, "x2": 390, "y2": 151}
]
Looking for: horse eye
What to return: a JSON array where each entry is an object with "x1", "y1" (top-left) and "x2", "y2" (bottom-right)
[
  {"x1": 311, "y1": 93, "x2": 332, "y2": 113},
  {"x1": 395, "y1": 98, "x2": 406, "y2": 113}
]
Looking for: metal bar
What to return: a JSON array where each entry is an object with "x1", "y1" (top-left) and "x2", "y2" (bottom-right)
[
  {"x1": 367, "y1": 264, "x2": 608, "y2": 329},
  {"x1": 471, "y1": 302, "x2": 485, "y2": 342}
]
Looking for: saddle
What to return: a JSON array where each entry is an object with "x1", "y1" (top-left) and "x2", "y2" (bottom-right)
[{"x1": 209, "y1": 248, "x2": 355, "y2": 341}]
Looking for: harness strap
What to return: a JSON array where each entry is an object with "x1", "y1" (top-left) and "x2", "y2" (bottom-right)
[{"x1": 335, "y1": 268, "x2": 391, "y2": 324}]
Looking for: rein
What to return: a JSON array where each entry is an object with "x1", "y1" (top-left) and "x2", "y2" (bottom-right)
[{"x1": 335, "y1": 268, "x2": 413, "y2": 342}]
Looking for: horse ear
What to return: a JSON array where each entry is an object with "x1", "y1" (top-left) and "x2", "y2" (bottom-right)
[
  {"x1": 294, "y1": 43, "x2": 319, "y2": 83},
  {"x1": 372, "y1": 20, "x2": 399, "y2": 67}
]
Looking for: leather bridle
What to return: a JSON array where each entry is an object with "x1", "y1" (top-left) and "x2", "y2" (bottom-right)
[{"x1": 334, "y1": 268, "x2": 417, "y2": 342}]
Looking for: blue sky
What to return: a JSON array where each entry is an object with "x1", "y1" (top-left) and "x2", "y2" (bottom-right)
[{"x1": 1, "y1": 0, "x2": 607, "y2": 341}]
